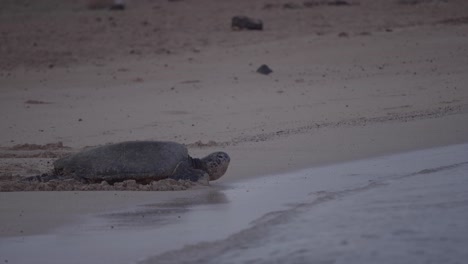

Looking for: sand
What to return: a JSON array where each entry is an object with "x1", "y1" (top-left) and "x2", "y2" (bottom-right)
[{"x1": 1, "y1": 0, "x2": 468, "y2": 263}]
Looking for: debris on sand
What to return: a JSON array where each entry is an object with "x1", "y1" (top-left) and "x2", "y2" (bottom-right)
[
  {"x1": 264, "y1": 0, "x2": 353, "y2": 9},
  {"x1": 397, "y1": 0, "x2": 447, "y2": 5},
  {"x1": 109, "y1": 3, "x2": 125, "y2": 10},
  {"x1": 187, "y1": 140, "x2": 223, "y2": 148},
  {"x1": 282, "y1": 3, "x2": 303, "y2": 9},
  {"x1": 86, "y1": 0, "x2": 113, "y2": 10},
  {"x1": 438, "y1": 16, "x2": 468, "y2": 25},
  {"x1": 231, "y1": 16, "x2": 263, "y2": 31},
  {"x1": 7, "y1": 142, "x2": 70, "y2": 151},
  {"x1": 303, "y1": 0, "x2": 352, "y2": 7},
  {"x1": 24, "y1": 100, "x2": 52, "y2": 105}
]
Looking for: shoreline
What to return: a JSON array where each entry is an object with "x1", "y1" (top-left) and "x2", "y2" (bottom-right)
[
  {"x1": 1, "y1": 143, "x2": 467, "y2": 264},
  {"x1": 143, "y1": 143, "x2": 468, "y2": 264},
  {"x1": 1, "y1": 138, "x2": 467, "y2": 238}
]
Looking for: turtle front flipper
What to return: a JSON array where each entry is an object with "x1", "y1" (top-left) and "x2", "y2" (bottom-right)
[{"x1": 169, "y1": 165, "x2": 209, "y2": 184}]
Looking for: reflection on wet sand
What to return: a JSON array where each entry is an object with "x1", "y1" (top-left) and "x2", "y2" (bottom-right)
[{"x1": 97, "y1": 190, "x2": 229, "y2": 229}]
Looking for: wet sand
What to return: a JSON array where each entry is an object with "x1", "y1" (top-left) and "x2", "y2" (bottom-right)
[
  {"x1": 142, "y1": 144, "x2": 468, "y2": 264},
  {"x1": 1, "y1": 144, "x2": 467, "y2": 264}
]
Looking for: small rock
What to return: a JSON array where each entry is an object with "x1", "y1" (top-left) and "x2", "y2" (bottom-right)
[
  {"x1": 129, "y1": 49, "x2": 140, "y2": 55},
  {"x1": 231, "y1": 16, "x2": 263, "y2": 30},
  {"x1": 256, "y1": 64, "x2": 273, "y2": 75},
  {"x1": 338, "y1": 32, "x2": 349, "y2": 37}
]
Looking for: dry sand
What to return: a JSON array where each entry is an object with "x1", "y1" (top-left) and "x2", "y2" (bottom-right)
[{"x1": 1, "y1": 0, "x2": 468, "y2": 262}]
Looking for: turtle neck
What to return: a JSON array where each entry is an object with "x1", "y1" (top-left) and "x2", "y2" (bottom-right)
[{"x1": 188, "y1": 156, "x2": 206, "y2": 172}]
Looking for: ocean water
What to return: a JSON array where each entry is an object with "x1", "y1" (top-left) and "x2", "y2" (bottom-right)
[
  {"x1": 145, "y1": 145, "x2": 468, "y2": 264},
  {"x1": 1, "y1": 144, "x2": 467, "y2": 264}
]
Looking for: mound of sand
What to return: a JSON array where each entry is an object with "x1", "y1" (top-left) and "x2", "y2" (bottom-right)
[{"x1": 0, "y1": 175, "x2": 208, "y2": 192}]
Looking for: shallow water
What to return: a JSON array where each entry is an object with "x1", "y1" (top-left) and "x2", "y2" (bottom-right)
[{"x1": 0, "y1": 144, "x2": 467, "y2": 264}]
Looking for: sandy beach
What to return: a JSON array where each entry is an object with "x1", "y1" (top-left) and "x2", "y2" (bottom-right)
[{"x1": 1, "y1": 0, "x2": 468, "y2": 263}]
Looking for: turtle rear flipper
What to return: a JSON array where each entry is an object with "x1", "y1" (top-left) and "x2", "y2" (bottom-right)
[
  {"x1": 22, "y1": 173, "x2": 87, "y2": 183},
  {"x1": 22, "y1": 173, "x2": 60, "y2": 182}
]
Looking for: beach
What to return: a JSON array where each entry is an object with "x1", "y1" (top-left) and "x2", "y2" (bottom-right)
[{"x1": 1, "y1": 0, "x2": 468, "y2": 263}]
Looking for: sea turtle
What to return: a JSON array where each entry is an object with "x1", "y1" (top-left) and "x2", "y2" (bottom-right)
[{"x1": 27, "y1": 141, "x2": 230, "y2": 184}]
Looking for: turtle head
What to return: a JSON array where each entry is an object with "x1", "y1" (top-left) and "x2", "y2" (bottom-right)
[{"x1": 201, "y1": 152, "x2": 230, "y2": 181}]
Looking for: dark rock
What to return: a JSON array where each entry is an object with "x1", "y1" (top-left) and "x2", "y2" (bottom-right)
[
  {"x1": 232, "y1": 16, "x2": 263, "y2": 31},
  {"x1": 257, "y1": 64, "x2": 273, "y2": 75}
]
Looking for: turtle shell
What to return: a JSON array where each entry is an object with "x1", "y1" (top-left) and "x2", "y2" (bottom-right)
[{"x1": 53, "y1": 141, "x2": 188, "y2": 183}]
